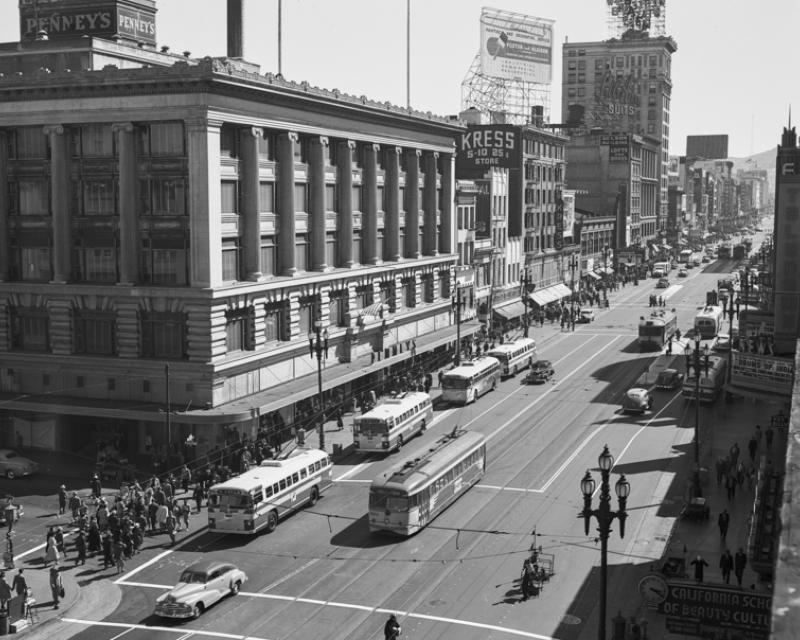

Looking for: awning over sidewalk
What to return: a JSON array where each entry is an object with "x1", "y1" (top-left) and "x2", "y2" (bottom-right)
[
  {"x1": 493, "y1": 300, "x2": 527, "y2": 321},
  {"x1": 585, "y1": 271, "x2": 601, "y2": 280},
  {"x1": 528, "y1": 283, "x2": 572, "y2": 306}
]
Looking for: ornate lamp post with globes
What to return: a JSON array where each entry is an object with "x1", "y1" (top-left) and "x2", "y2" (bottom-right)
[{"x1": 307, "y1": 319, "x2": 329, "y2": 451}]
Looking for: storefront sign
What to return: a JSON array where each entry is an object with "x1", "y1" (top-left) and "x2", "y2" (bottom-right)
[
  {"x1": 456, "y1": 125, "x2": 521, "y2": 174},
  {"x1": 19, "y1": 1, "x2": 156, "y2": 44},
  {"x1": 554, "y1": 193, "x2": 564, "y2": 250},
  {"x1": 659, "y1": 583, "x2": 771, "y2": 640}
]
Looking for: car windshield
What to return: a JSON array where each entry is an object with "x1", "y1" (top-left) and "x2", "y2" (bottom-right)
[
  {"x1": 656, "y1": 372, "x2": 673, "y2": 384},
  {"x1": 3, "y1": 452, "x2": 17, "y2": 460},
  {"x1": 179, "y1": 571, "x2": 207, "y2": 584}
]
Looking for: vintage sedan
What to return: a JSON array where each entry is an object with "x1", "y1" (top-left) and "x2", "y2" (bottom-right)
[
  {"x1": 621, "y1": 388, "x2": 654, "y2": 414},
  {"x1": 525, "y1": 360, "x2": 555, "y2": 383},
  {"x1": 0, "y1": 449, "x2": 39, "y2": 479},
  {"x1": 578, "y1": 309, "x2": 595, "y2": 323},
  {"x1": 655, "y1": 368, "x2": 684, "y2": 391},
  {"x1": 656, "y1": 278, "x2": 670, "y2": 288},
  {"x1": 154, "y1": 561, "x2": 247, "y2": 619},
  {"x1": 677, "y1": 268, "x2": 688, "y2": 278}
]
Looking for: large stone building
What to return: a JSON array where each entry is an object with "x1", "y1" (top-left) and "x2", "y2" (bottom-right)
[{"x1": 0, "y1": 0, "x2": 467, "y2": 460}]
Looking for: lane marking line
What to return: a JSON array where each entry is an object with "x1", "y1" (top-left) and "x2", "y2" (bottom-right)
[{"x1": 60, "y1": 619, "x2": 269, "y2": 640}]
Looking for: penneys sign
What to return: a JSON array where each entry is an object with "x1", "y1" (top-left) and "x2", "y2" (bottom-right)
[
  {"x1": 455, "y1": 125, "x2": 521, "y2": 175},
  {"x1": 19, "y1": 1, "x2": 156, "y2": 44}
]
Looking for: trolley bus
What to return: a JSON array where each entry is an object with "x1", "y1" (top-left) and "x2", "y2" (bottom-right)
[
  {"x1": 638, "y1": 311, "x2": 678, "y2": 351},
  {"x1": 353, "y1": 391, "x2": 433, "y2": 452},
  {"x1": 681, "y1": 355, "x2": 728, "y2": 402},
  {"x1": 440, "y1": 356, "x2": 501, "y2": 405},
  {"x1": 207, "y1": 447, "x2": 332, "y2": 534},
  {"x1": 487, "y1": 337, "x2": 537, "y2": 377},
  {"x1": 718, "y1": 244, "x2": 732, "y2": 259},
  {"x1": 368, "y1": 429, "x2": 486, "y2": 536},
  {"x1": 694, "y1": 305, "x2": 724, "y2": 339}
]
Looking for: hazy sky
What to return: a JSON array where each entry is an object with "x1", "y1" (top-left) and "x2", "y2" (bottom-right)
[{"x1": 3, "y1": 0, "x2": 797, "y2": 160}]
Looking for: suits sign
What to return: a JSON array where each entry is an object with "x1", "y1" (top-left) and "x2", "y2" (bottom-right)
[
  {"x1": 456, "y1": 125, "x2": 521, "y2": 174},
  {"x1": 554, "y1": 192, "x2": 564, "y2": 250}
]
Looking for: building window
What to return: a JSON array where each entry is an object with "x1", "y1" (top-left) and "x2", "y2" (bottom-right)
[
  {"x1": 219, "y1": 125, "x2": 240, "y2": 159},
  {"x1": 325, "y1": 232, "x2": 337, "y2": 267},
  {"x1": 298, "y1": 297, "x2": 319, "y2": 335},
  {"x1": 439, "y1": 271, "x2": 451, "y2": 299},
  {"x1": 221, "y1": 181, "x2": 239, "y2": 214},
  {"x1": 295, "y1": 234, "x2": 309, "y2": 271},
  {"x1": 77, "y1": 246, "x2": 117, "y2": 283},
  {"x1": 380, "y1": 281, "x2": 396, "y2": 313},
  {"x1": 401, "y1": 277, "x2": 415, "y2": 308},
  {"x1": 10, "y1": 179, "x2": 49, "y2": 216},
  {"x1": 141, "y1": 236, "x2": 187, "y2": 285},
  {"x1": 264, "y1": 301, "x2": 286, "y2": 342},
  {"x1": 9, "y1": 126, "x2": 47, "y2": 159},
  {"x1": 260, "y1": 236, "x2": 276, "y2": 277},
  {"x1": 352, "y1": 230, "x2": 362, "y2": 264},
  {"x1": 421, "y1": 273, "x2": 434, "y2": 303},
  {"x1": 325, "y1": 184, "x2": 337, "y2": 211},
  {"x1": 293, "y1": 136, "x2": 308, "y2": 163},
  {"x1": 72, "y1": 124, "x2": 114, "y2": 157},
  {"x1": 259, "y1": 182, "x2": 275, "y2": 213},
  {"x1": 225, "y1": 308, "x2": 254, "y2": 352},
  {"x1": 222, "y1": 238, "x2": 241, "y2": 281},
  {"x1": 352, "y1": 185, "x2": 362, "y2": 212},
  {"x1": 78, "y1": 179, "x2": 116, "y2": 216},
  {"x1": 10, "y1": 307, "x2": 49, "y2": 352},
  {"x1": 137, "y1": 122, "x2": 185, "y2": 157},
  {"x1": 354, "y1": 284, "x2": 374, "y2": 310},
  {"x1": 141, "y1": 311, "x2": 186, "y2": 359},
  {"x1": 328, "y1": 290, "x2": 347, "y2": 327},
  {"x1": 294, "y1": 183, "x2": 308, "y2": 213},
  {"x1": 257, "y1": 130, "x2": 275, "y2": 160},
  {"x1": 74, "y1": 310, "x2": 116, "y2": 355},
  {"x1": 141, "y1": 178, "x2": 186, "y2": 216},
  {"x1": 14, "y1": 246, "x2": 52, "y2": 281},
  {"x1": 377, "y1": 185, "x2": 385, "y2": 212}
]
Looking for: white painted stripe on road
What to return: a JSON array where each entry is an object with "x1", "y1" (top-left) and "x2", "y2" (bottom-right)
[
  {"x1": 61, "y1": 619, "x2": 270, "y2": 640},
  {"x1": 262, "y1": 558, "x2": 319, "y2": 592},
  {"x1": 332, "y1": 478, "x2": 371, "y2": 484},
  {"x1": 334, "y1": 462, "x2": 369, "y2": 481},
  {"x1": 114, "y1": 582, "x2": 557, "y2": 639},
  {"x1": 108, "y1": 628, "x2": 136, "y2": 640},
  {"x1": 113, "y1": 549, "x2": 174, "y2": 584}
]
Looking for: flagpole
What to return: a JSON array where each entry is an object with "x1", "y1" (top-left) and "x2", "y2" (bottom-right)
[
  {"x1": 406, "y1": 0, "x2": 411, "y2": 109},
  {"x1": 278, "y1": 0, "x2": 283, "y2": 76}
]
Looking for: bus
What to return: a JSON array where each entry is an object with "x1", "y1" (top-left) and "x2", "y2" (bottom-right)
[
  {"x1": 487, "y1": 337, "x2": 537, "y2": 377},
  {"x1": 682, "y1": 355, "x2": 728, "y2": 402},
  {"x1": 718, "y1": 244, "x2": 732, "y2": 259},
  {"x1": 441, "y1": 356, "x2": 501, "y2": 405},
  {"x1": 638, "y1": 311, "x2": 678, "y2": 351},
  {"x1": 679, "y1": 249, "x2": 692, "y2": 264},
  {"x1": 652, "y1": 261, "x2": 670, "y2": 278},
  {"x1": 733, "y1": 244, "x2": 746, "y2": 260},
  {"x1": 353, "y1": 391, "x2": 433, "y2": 452},
  {"x1": 694, "y1": 305, "x2": 724, "y2": 339},
  {"x1": 207, "y1": 447, "x2": 333, "y2": 534},
  {"x1": 368, "y1": 429, "x2": 486, "y2": 536}
]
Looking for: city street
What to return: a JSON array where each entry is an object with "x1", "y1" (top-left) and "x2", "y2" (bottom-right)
[{"x1": 14, "y1": 259, "x2": 754, "y2": 640}]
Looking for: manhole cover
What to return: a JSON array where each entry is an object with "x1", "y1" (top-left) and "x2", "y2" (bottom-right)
[
  {"x1": 562, "y1": 615, "x2": 581, "y2": 625},
  {"x1": 428, "y1": 599, "x2": 446, "y2": 607}
]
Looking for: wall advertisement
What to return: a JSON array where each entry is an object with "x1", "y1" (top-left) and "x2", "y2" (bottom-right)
[
  {"x1": 19, "y1": 1, "x2": 156, "y2": 44},
  {"x1": 479, "y1": 8, "x2": 553, "y2": 83},
  {"x1": 456, "y1": 125, "x2": 521, "y2": 174}
]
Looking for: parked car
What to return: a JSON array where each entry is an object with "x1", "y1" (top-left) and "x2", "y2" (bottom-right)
[
  {"x1": 154, "y1": 561, "x2": 247, "y2": 619},
  {"x1": 713, "y1": 333, "x2": 731, "y2": 352},
  {"x1": 655, "y1": 368, "x2": 684, "y2": 390},
  {"x1": 0, "y1": 449, "x2": 39, "y2": 479},
  {"x1": 578, "y1": 309, "x2": 596, "y2": 323},
  {"x1": 622, "y1": 388, "x2": 654, "y2": 414},
  {"x1": 525, "y1": 360, "x2": 555, "y2": 383},
  {"x1": 677, "y1": 268, "x2": 688, "y2": 278},
  {"x1": 656, "y1": 278, "x2": 670, "y2": 289}
]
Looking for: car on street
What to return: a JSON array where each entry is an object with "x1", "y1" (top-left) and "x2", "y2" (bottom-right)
[
  {"x1": 656, "y1": 278, "x2": 669, "y2": 288},
  {"x1": 713, "y1": 333, "x2": 731, "y2": 352},
  {"x1": 0, "y1": 449, "x2": 39, "y2": 479},
  {"x1": 678, "y1": 268, "x2": 688, "y2": 278},
  {"x1": 655, "y1": 368, "x2": 684, "y2": 390},
  {"x1": 525, "y1": 360, "x2": 555, "y2": 383},
  {"x1": 701, "y1": 255, "x2": 711, "y2": 263},
  {"x1": 578, "y1": 309, "x2": 595, "y2": 323},
  {"x1": 621, "y1": 388, "x2": 654, "y2": 413},
  {"x1": 154, "y1": 561, "x2": 247, "y2": 619}
]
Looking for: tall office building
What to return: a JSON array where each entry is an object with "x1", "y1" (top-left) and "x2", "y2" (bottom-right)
[{"x1": 562, "y1": 32, "x2": 677, "y2": 237}]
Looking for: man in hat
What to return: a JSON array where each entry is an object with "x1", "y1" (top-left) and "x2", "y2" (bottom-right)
[
  {"x1": 384, "y1": 613, "x2": 401, "y2": 640},
  {"x1": 90, "y1": 474, "x2": 102, "y2": 500},
  {"x1": 57, "y1": 485, "x2": 68, "y2": 515}
]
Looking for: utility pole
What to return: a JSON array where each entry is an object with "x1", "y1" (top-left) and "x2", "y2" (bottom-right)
[
  {"x1": 452, "y1": 288, "x2": 465, "y2": 365},
  {"x1": 520, "y1": 271, "x2": 532, "y2": 338},
  {"x1": 164, "y1": 364, "x2": 172, "y2": 447}
]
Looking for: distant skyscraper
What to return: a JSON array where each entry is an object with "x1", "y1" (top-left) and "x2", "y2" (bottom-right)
[{"x1": 686, "y1": 135, "x2": 729, "y2": 160}]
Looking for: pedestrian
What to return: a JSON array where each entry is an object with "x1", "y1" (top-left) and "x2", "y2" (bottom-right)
[
  {"x1": 180, "y1": 465, "x2": 192, "y2": 494},
  {"x1": 748, "y1": 436, "x2": 758, "y2": 463},
  {"x1": 336, "y1": 410, "x2": 344, "y2": 431},
  {"x1": 58, "y1": 484, "x2": 68, "y2": 515},
  {"x1": 729, "y1": 442, "x2": 740, "y2": 467},
  {"x1": 90, "y1": 474, "x2": 102, "y2": 500},
  {"x1": 726, "y1": 473, "x2": 737, "y2": 501},
  {"x1": 384, "y1": 613, "x2": 401, "y2": 640},
  {"x1": 715, "y1": 456, "x2": 726, "y2": 486},
  {"x1": 55, "y1": 526, "x2": 67, "y2": 558},
  {"x1": 720, "y1": 549, "x2": 734, "y2": 584},
  {"x1": 521, "y1": 558, "x2": 536, "y2": 600},
  {"x1": 166, "y1": 510, "x2": 177, "y2": 546},
  {"x1": 181, "y1": 501, "x2": 190, "y2": 530},
  {"x1": 4, "y1": 497, "x2": 16, "y2": 534},
  {"x1": 0, "y1": 571, "x2": 10, "y2": 611},
  {"x1": 101, "y1": 533, "x2": 113, "y2": 569},
  {"x1": 113, "y1": 538, "x2": 125, "y2": 574},
  {"x1": 718, "y1": 509, "x2": 730, "y2": 541},
  {"x1": 49, "y1": 565, "x2": 63, "y2": 609},
  {"x1": 74, "y1": 530, "x2": 86, "y2": 565},
  {"x1": 192, "y1": 485, "x2": 204, "y2": 513},
  {"x1": 736, "y1": 461, "x2": 746, "y2": 487},
  {"x1": 690, "y1": 554, "x2": 708, "y2": 583},
  {"x1": 68, "y1": 491, "x2": 82, "y2": 523},
  {"x1": 765, "y1": 425, "x2": 774, "y2": 451},
  {"x1": 11, "y1": 568, "x2": 26, "y2": 617},
  {"x1": 44, "y1": 531, "x2": 60, "y2": 567},
  {"x1": 734, "y1": 548, "x2": 747, "y2": 587}
]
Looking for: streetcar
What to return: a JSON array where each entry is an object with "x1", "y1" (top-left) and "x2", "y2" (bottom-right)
[
  {"x1": 638, "y1": 311, "x2": 678, "y2": 351},
  {"x1": 206, "y1": 448, "x2": 332, "y2": 534},
  {"x1": 368, "y1": 429, "x2": 486, "y2": 536},
  {"x1": 440, "y1": 356, "x2": 501, "y2": 405},
  {"x1": 681, "y1": 355, "x2": 728, "y2": 402},
  {"x1": 487, "y1": 337, "x2": 537, "y2": 378},
  {"x1": 694, "y1": 305, "x2": 724, "y2": 339},
  {"x1": 353, "y1": 391, "x2": 433, "y2": 452}
]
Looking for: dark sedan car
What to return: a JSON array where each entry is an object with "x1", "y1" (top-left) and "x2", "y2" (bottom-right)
[
  {"x1": 525, "y1": 360, "x2": 555, "y2": 383},
  {"x1": 655, "y1": 368, "x2": 684, "y2": 390}
]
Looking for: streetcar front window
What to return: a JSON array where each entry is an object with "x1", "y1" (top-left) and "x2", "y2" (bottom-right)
[
  {"x1": 386, "y1": 496, "x2": 409, "y2": 512},
  {"x1": 443, "y1": 377, "x2": 469, "y2": 390}
]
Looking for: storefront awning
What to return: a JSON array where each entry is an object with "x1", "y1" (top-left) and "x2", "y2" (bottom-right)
[
  {"x1": 493, "y1": 300, "x2": 527, "y2": 321},
  {"x1": 586, "y1": 271, "x2": 601, "y2": 280},
  {"x1": 528, "y1": 283, "x2": 573, "y2": 306},
  {"x1": 595, "y1": 267, "x2": 614, "y2": 275}
]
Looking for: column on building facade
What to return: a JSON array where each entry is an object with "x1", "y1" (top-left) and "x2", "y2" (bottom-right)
[
  {"x1": 404, "y1": 149, "x2": 421, "y2": 258},
  {"x1": 0, "y1": 131, "x2": 8, "y2": 280},
  {"x1": 423, "y1": 151, "x2": 439, "y2": 256},
  {"x1": 240, "y1": 126, "x2": 263, "y2": 281},
  {"x1": 309, "y1": 136, "x2": 329, "y2": 271},
  {"x1": 115, "y1": 298, "x2": 141, "y2": 358},
  {"x1": 439, "y1": 152, "x2": 453, "y2": 254},
  {"x1": 383, "y1": 146, "x2": 401, "y2": 261},
  {"x1": 44, "y1": 125, "x2": 70, "y2": 283},
  {"x1": 186, "y1": 117, "x2": 223, "y2": 288},
  {"x1": 362, "y1": 143, "x2": 380, "y2": 264},
  {"x1": 47, "y1": 298, "x2": 74, "y2": 356},
  {"x1": 112, "y1": 122, "x2": 137, "y2": 285},
  {"x1": 337, "y1": 140, "x2": 355, "y2": 268},
  {"x1": 276, "y1": 131, "x2": 298, "y2": 276}
]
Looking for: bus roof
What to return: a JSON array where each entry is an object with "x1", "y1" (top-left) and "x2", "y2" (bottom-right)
[
  {"x1": 209, "y1": 448, "x2": 329, "y2": 492},
  {"x1": 443, "y1": 356, "x2": 500, "y2": 379},
  {"x1": 639, "y1": 311, "x2": 677, "y2": 327},
  {"x1": 486, "y1": 337, "x2": 536, "y2": 356},
  {"x1": 371, "y1": 430, "x2": 486, "y2": 494},
  {"x1": 696, "y1": 305, "x2": 722, "y2": 317},
  {"x1": 356, "y1": 392, "x2": 431, "y2": 421}
]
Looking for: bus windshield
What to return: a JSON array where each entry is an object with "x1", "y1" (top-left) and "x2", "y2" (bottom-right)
[
  {"x1": 639, "y1": 325, "x2": 663, "y2": 337},
  {"x1": 358, "y1": 418, "x2": 389, "y2": 434},
  {"x1": 369, "y1": 490, "x2": 408, "y2": 511},
  {"x1": 442, "y1": 376, "x2": 470, "y2": 389},
  {"x1": 208, "y1": 491, "x2": 253, "y2": 510}
]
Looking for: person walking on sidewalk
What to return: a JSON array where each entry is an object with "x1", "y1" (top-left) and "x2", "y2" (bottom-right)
[
  {"x1": 726, "y1": 473, "x2": 737, "y2": 501},
  {"x1": 766, "y1": 425, "x2": 774, "y2": 451},
  {"x1": 58, "y1": 484, "x2": 68, "y2": 515},
  {"x1": 691, "y1": 555, "x2": 709, "y2": 583},
  {"x1": 74, "y1": 530, "x2": 86, "y2": 565},
  {"x1": 729, "y1": 442, "x2": 740, "y2": 467},
  {"x1": 715, "y1": 456, "x2": 727, "y2": 486},
  {"x1": 748, "y1": 436, "x2": 758, "y2": 463},
  {"x1": 720, "y1": 550, "x2": 734, "y2": 585},
  {"x1": 49, "y1": 565, "x2": 63, "y2": 609},
  {"x1": 754, "y1": 424, "x2": 763, "y2": 449},
  {"x1": 734, "y1": 548, "x2": 748, "y2": 587},
  {"x1": 718, "y1": 509, "x2": 730, "y2": 541}
]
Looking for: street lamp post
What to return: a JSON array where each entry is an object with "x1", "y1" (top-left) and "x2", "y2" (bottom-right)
[
  {"x1": 452, "y1": 288, "x2": 465, "y2": 366},
  {"x1": 602, "y1": 245, "x2": 610, "y2": 301},
  {"x1": 684, "y1": 337, "x2": 709, "y2": 497},
  {"x1": 307, "y1": 321, "x2": 329, "y2": 451},
  {"x1": 580, "y1": 445, "x2": 630, "y2": 640},
  {"x1": 520, "y1": 271, "x2": 532, "y2": 338},
  {"x1": 569, "y1": 254, "x2": 579, "y2": 319},
  {"x1": 722, "y1": 294, "x2": 738, "y2": 383},
  {"x1": 164, "y1": 363, "x2": 172, "y2": 448}
]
